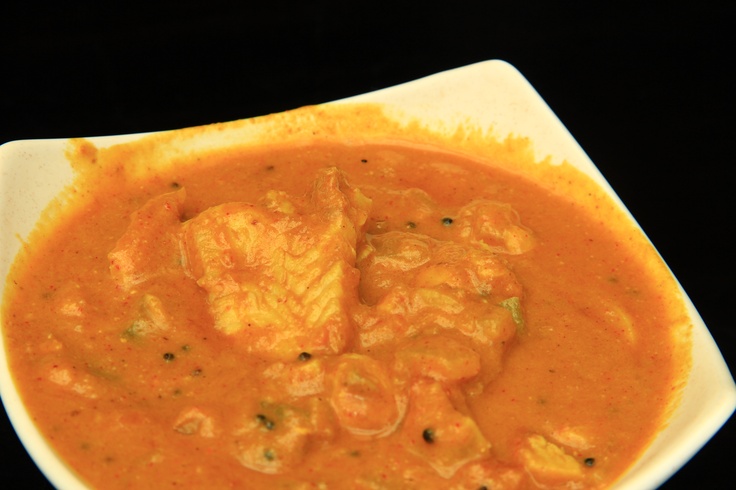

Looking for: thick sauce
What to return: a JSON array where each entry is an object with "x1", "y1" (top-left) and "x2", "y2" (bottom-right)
[{"x1": 2, "y1": 129, "x2": 688, "y2": 489}]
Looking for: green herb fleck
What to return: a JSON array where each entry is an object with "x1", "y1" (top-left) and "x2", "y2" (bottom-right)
[
  {"x1": 500, "y1": 296, "x2": 525, "y2": 330},
  {"x1": 121, "y1": 320, "x2": 146, "y2": 341}
]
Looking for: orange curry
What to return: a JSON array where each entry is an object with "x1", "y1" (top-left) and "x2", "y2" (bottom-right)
[{"x1": 2, "y1": 109, "x2": 689, "y2": 489}]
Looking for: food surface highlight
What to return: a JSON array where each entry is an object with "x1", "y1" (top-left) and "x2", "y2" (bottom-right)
[{"x1": 1, "y1": 107, "x2": 689, "y2": 489}]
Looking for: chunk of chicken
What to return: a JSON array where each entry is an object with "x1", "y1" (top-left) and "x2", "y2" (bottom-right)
[
  {"x1": 173, "y1": 407, "x2": 216, "y2": 437},
  {"x1": 327, "y1": 354, "x2": 404, "y2": 438},
  {"x1": 363, "y1": 186, "x2": 535, "y2": 255},
  {"x1": 182, "y1": 167, "x2": 370, "y2": 360},
  {"x1": 261, "y1": 357, "x2": 326, "y2": 398},
  {"x1": 359, "y1": 232, "x2": 522, "y2": 304},
  {"x1": 109, "y1": 188, "x2": 186, "y2": 290},
  {"x1": 518, "y1": 434, "x2": 584, "y2": 483},
  {"x1": 232, "y1": 397, "x2": 336, "y2": 475},
  {"x1": 393, "y1": 334, "x2": 481, "y2": 384},
  {"x1": 401, "y1": 380, "x2": 491, "y2": 478},
  {"x1": 356, "y1": 232, "x2": 520, "y2": 352},
  {"x1": 121, "y1": 294, "x2": 171, "y2": 340},
  {"x1": 455, "y1": 200, "x2": 535, "y2": 255}
]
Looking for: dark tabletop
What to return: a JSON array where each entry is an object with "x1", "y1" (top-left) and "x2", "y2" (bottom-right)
[{"x1": 1, "y1": 2, "x2": 733, "y2": 488}]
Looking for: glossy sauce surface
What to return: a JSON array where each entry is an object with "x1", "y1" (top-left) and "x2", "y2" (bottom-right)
[{"x1": 2, "y1": 138, "x2": 687, "y2": 489}]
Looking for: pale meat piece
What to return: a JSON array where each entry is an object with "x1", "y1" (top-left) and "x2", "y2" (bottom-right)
[
  {"x1": 327, "y1": 354, "x2": 404, "y2": 438},
  {"x1": 232, "y1": 400, "x2": 331, "y2": 475},
  {"x1": 173, "y1": 407, "x2": 216, "y2": 437},
  {"x1": 355, "y1": 231, "x2": 524, "y2": 389},
  {"x1": 393, "y1": 333, "x2": 481, "y2": 384},
  {"x1": 364, "y1": 186, "x2": 535, "y2": 255},
  {"x1": 181, "y1": 167, "x2": 371, "y2": 360},
  {"x1": 120, "y1": 293, "x2": 172, "y2": 340},
  {"x1": 401, "y1": 379, "x2": 491, "y2": 478},
  {"x1": 518, "y1": 434, "x2": 585, "y2": 483},
  {"x1": 109, "y1": 188, "x2": 187, "y2": 290},
  {"x1": 356, "y1": 231, "x2": 521, "y2": 348},
  {"x1": 455, "y1": 200, "x2": 536, "y2": 255}
]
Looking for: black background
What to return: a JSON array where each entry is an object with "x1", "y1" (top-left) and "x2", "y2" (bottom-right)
[{"x1": 1, "y1": 1, "x2": 733, "y2": 488}]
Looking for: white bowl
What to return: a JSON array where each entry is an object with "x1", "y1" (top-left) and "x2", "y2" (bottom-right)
[{"x1": 1, "y1": 60, "x2": 734, "y2": 489}]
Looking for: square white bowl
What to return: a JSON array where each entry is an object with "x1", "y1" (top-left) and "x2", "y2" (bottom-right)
[{"x1": 1, "y1": 60, "x2": 734, "y2": 489}]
